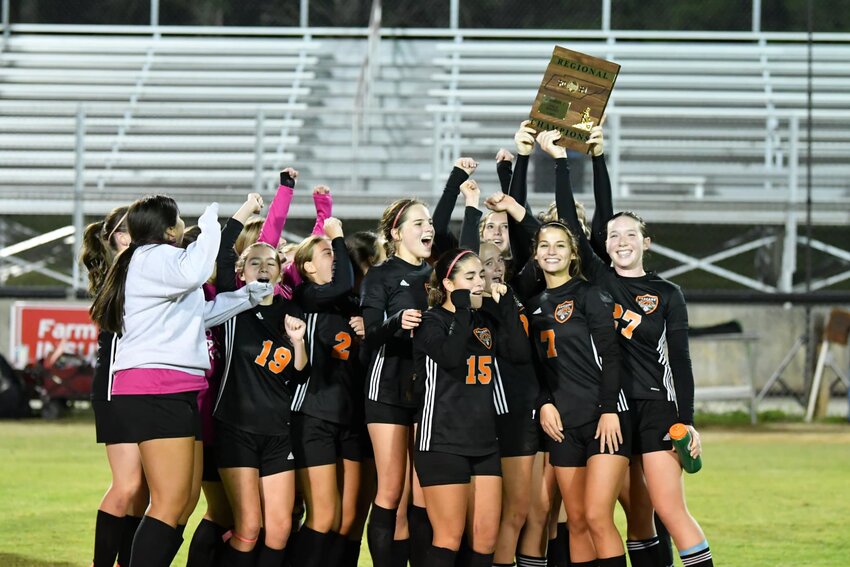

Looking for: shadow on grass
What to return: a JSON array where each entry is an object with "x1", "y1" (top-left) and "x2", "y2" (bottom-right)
[{"x1": 0, "y1": 553, "x2": 77, "y2": 567}]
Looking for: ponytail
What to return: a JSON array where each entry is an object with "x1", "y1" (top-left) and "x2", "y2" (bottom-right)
[
  {"x1": 89, "y1": 243, "x2": 138, "y2": 334},
  {"x1": 79, "y1": 221, "x2": 110, "y2": 295}
]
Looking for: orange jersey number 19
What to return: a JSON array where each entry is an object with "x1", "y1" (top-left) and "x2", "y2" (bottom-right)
[{"x1": 254, "y1": 340, "x2": 293, "y2": 374}]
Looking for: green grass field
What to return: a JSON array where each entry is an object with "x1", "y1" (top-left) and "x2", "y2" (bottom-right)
[{"x1": 1, "y1": 415, "x2": 849, "y2": 566}]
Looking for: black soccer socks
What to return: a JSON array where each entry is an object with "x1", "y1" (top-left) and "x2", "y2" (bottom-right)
[
  {"x1": 367, "y1": 503, "x2": 398, "y2": 567},
  {"x1": 256, "y1": 542, "x2": 287, "y2": 567},
  {"x1": 93, "y1": 510, "x2": 124, "y2": 567},
  {"x1": 186, "y1": 518, "x2": 228, "y2": 567},
  {"x1": 424, "y1": 544, "x2": 457, "y2": 567},
  {"x1": 409, "y1": 504, "x2": 433, "y2": 567},
  {"x1": 128, "y1": 515, "x2": 181, "y2": 567},
  {"x1": 116, "y1": 515, "x2": 142, "y2": 567},
  {"x1": 679, "y1": 541, "x2": 713, "y2": 567},
  {"x1": 626, "y1": 536, "x2": 663, "y2": 567}
]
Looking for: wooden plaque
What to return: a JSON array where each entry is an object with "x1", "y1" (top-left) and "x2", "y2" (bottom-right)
[{"x1": 529, "y1": 46, "x2": 620, "y2": 153}]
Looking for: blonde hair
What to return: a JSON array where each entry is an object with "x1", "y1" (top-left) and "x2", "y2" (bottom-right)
[
  {"x1": 235, "y1": 242, "x2": 281, "y2": 276},
  {"x1": 234, "y1": 217, "x2": 264, "y2": 256},
  {"x1": 538, "y1": 201, "x2": 591, "y2": 238},
  {"x1": 294, "y1": 235, "x2": 327, "y2": 281}
]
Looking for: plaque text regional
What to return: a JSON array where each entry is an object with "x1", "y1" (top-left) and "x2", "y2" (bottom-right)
[{"x1": 529, "y1": 46, "x2": 620, "y2": 153}]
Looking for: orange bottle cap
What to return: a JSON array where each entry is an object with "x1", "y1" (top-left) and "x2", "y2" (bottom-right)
[{"x1": 669, "y1": 423, "x2": 688, "y2": 440}]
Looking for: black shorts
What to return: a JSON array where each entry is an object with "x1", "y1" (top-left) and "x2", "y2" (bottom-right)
[
  {"x1": 93, "y1": 399, "x2": 130, "y2": 445},
  {"x1": 292, "y1": 414, "x2": 344, "y2": 468},
  {"x1": 364, "y1": 399, "x2": 417, "y2": 426},
  {"x1": 546, "y1": 413, "x2": 632, "y2": 467},
  {"x1": 629, "y1": 399, "x2": 678, "y2": 455},
  {"x1": 340, "y1": 422, "x2": 374, "y2": 462},
  {"x1": 215, "y1": 420, "x2": 295, "y2": 477},
  {"x1": 414, "y1": 450, "x2": 501, "y2": 487},
  {"x1": 202, "y1": 444, "x2": 221, "y2": 482},
  {"x1": 106, "y1": 392, "x2": 201, "y2": 444},
  {"x1": 496, "y1": 407, "x2": 540, "y2": 458}
]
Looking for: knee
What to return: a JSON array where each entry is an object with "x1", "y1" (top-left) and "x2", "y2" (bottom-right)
[
  {"x1": 234, "y1": 515, "x2": 263, "y2": 544},
  {"x1": 566, "y1": 512, "x2": 589, "y2": 536},
  {"x1": 375, "y1": 483, "x2": 404, "y2": 508},
  {"x1": 471, "y1": 519, "x2": 500, "y2": 553},
  {"x1": 585, "y1": 504, "x2": 613, "y2": 536},
  {"x1": 503, "y1": 494, "x2": 531, "y2": 528},
  {"x1": 264, "y1": 515, "x2": 292, "y2": 548},
  {"x1": 432, "y1": 531, "x2": 462, "y2": 552},
  {"x1": 339, "y1": 507, "x2": 356, "y2": 535},
  {"x1": 308, "y1": 507, "x2": 336, "y2": 533}
]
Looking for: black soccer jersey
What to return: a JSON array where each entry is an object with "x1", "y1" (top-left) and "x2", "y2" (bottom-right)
[
  {"x1": 291, "y1": 297, "x2": 363, "y2": 426},
  {"x1": 360, "y1": 255, "x2": 432, "y2": 408},
  {"x1": 481, "y1": 295, "x2": 540, "y2": 417},
  {"x1": 91, "y1": 330, "x2": 118, "y2": 402},
  {"x1": 527, "y1": 278, "x2": 627, "y2": 429},
  {"x1": 553, "y1": 156, "x2": 695, "y2": 424},
  {"x1": 414, "y1": 306, "x2": 509, "y2": 457},
  {"x1": 213, "y1": 296, "x2": 309, "y2": 435}
]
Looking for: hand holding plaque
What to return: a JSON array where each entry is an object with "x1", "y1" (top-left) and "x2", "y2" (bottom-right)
[{"x1": 529, "y1": 47, "x2": 620, "y2": 153}]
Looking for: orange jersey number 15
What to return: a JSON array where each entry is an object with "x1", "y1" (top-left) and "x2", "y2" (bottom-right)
[{"x1": 465, "y1": 355, "x2": 493, "y2": 385}]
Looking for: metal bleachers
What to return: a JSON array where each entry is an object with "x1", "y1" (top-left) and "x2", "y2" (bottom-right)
[
  {"x1": 1, "y1": 26, "x2": 850, "y2": 224},
  {"x1": 0, "y1": 31, "x2": 318, "y2": 210},
  {"x1": 428, "y1": 37, "x2": 850, "y2": 221}
]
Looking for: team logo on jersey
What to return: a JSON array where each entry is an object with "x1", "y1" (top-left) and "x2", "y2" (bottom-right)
[
  {"x1": 554, "y1": 300, "x2": 574, "y2": 323},
  {"x1": 473, "y1": 327, "x2": 493, "y2": 349},
  {"x1": 636, "y1": 294, "x2": 659, "y2": 314},
  {"x1": 400, "y1": 279, "x2": 410, "y2": 287}
]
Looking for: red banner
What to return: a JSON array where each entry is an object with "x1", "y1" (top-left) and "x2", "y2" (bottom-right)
[{"x1": 11, "y1": 302, "x2": 97, "y2": 366}]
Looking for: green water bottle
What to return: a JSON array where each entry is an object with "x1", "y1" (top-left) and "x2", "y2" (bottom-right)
[{"x1": 669, "y1": 423, "x2": 702, "y2": 474}]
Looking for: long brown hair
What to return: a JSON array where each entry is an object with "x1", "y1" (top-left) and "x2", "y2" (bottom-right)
[
  {"x1": 79, "y1": 206, "x2": 128, "y2": 295},
  {"x1": 427, "y1": 248, "x2": 478, "y2": 307},
  {"x1": 89, "y1": 195, "x2": 179, "y2": 334},
  {"x1": 533, "y1": 221, "x2": 584, "y2": 280}
]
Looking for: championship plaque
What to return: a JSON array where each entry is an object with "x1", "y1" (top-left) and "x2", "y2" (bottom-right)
[{"x1": 529, "y1": 46, "x2": 620, "y2": 153}]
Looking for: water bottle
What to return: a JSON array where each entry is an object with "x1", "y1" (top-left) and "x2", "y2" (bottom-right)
[{"x1": 669, "y1": 423, "x2": 702, "y2": 474}]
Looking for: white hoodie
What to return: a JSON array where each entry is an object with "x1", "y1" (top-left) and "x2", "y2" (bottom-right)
[{"x1": 112, "y1": 203, "x2": 270, "y2": 377}]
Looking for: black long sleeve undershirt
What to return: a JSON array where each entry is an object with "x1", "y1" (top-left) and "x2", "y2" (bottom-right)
[
  {"x1": 586, "y1": 302, "x2": 623, "y2": 413},
  {"x1": 668, "y1": 328, "x2": 695, "y2": 425},
  {"x1": 433, "y1": 166, "x2": 469, "y2": 255},
  {"x1": 497, "y1": 159, "x2": 513, "y2": 194},
  {"x1": 215, "y1": 217, "x2": 244, "y2": 293},
  {"x1": 590, "y1": 154, "x2": 614, "y2": 264},
  {"x1": 362, "y1": 307, "x2": 406, "y2": 351},
  {"x1": 417, "y1": 307, "x2": 474, "y2": 371},
  {"x1": 459, "y1": 206, "x2": 483, "y2": 251},
  {"x1": 506, "y1": 154, "x2": 537, "y2": 272},
  {"x1": 295, "y1": 237, "x2": 355, "y2": 311},
  {"x1": 554, "y1": 157, "x2": 607, "y2": 278}
]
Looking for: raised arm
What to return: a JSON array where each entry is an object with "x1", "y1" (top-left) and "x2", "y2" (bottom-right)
[
  {"x1": 257, "y1": 167, "x2": 297, "y2": 247},
  {"x1": 216, "y1": 193, "x2": 263, "y2": 293},
  {"x1": 458, "y1": 179, "x2": 482, "y2": 250},
  {"x1": 433, "y1": 157, "x2": 476, "y2": 254},
  {"x1": 282, "y1": 184, "x2": 334, "y2": 293},
  {"x1": 495, "y1": 148, "x2": 514, "y2": 194},
  {"x1": 537, "y1": 130, "x2": 608, "y2": 283},
  {"x1": 158, "y1": 203, "x2": 221, "y2": 296},
  {"x1": 297, "y1": 219, "x2": 355, "y2": 310},
  {"x1": 588, "y1": 126, "x2": 613, "y2": 263}
]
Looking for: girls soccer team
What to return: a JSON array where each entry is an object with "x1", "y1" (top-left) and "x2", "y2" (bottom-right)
[{"x1": 83, "y1": 123, "x2": 712, "y2": 567}]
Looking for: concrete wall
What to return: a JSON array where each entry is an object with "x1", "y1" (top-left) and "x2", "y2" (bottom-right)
[{"x1": 1, "y1": 299, "x2": 847, "y2": 393}]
